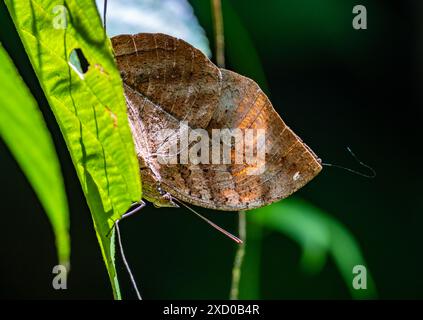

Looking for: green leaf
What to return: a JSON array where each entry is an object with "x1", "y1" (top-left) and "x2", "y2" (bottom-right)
[
  {"x1": 0, "y1": 43, "x2": 70, "y2": 267},
  {"x1": 5, "y1": 0, "x2": 142, "y2": 299},
  {"x1": 251, "y1": 198, "x2": 377, "y2": 299}
]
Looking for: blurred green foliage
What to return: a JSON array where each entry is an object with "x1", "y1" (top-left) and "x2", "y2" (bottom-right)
[
  {"x1": 248, "y1": 198, "x2": 377, "y2": 299},
  {"x1": 0, "y1": 43, "x2": 70, "y2": 267}
]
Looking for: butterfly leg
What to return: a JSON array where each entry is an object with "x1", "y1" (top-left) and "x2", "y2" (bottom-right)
[
  {"x1": 114, "y1": 200, "x2": 145, "y2": 300},
  {"x1": 106, "y1": 200, "x2": 146, "y2": 237},
  {"x1": 121, "y1": 200, "x2": 146, "y2": 219}
]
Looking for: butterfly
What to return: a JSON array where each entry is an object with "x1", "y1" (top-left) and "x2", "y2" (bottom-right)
[{"x1": 111, "y1": 33, "x2": 322, "y2": 213}]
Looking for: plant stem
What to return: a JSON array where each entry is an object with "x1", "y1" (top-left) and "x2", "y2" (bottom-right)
[
  {"x1": 103, "y1": 0, "x2": 107, "y2": 32},
  {"x1": 211, "y1": 0, "x2": 225, "y2": 68},
  {"x1": 230, "y1": 211, "x2": 246, "y2": 300},
  {"x1": 210, "y1": 0, "x2": 246, "y2": 300}
]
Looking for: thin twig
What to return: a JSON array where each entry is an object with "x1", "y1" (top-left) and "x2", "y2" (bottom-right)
[
  {"x1": 103, "y1": 0, "x2": 107, "y2": 32},
  {"x1": 230, "y1": 211, "x2": 246, "y2": 300},
  {"x1": 211, "y1": 0, "x2": 225, "y2": 68},
  {"x1": 210, "y1": 0, "x2": 247, "y2": 300}
]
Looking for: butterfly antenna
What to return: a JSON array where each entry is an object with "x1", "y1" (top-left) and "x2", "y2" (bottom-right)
[
  {"x1": 322, "y1": 146, "x2": 376, "y2": 178},
  {"x1": 173, "y1": 198, "x2": 243, "y2": 244}
]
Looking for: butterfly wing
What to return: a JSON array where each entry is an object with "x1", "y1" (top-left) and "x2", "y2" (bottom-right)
[{"x1": 113, "y1": 33, "x2": 322, "y2": 211}]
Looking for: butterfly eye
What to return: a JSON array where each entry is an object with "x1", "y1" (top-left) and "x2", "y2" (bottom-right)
[{"x1": 157, "y1": 185, "x2": 165, "y2": 196}]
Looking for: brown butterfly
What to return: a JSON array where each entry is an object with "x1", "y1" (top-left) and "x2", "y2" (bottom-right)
[{"x1": 111, "y1": 33, "x2": 322, "y2": 212}]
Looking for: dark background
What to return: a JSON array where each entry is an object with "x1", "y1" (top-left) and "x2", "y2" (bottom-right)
[{"x1": 1, "y1": 0, "x2": 422, "y2": 299}]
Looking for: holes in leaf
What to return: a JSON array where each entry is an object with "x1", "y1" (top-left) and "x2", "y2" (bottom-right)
[{"x1": 68, "y1": 48, "x2": 89, "y2": 79}]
